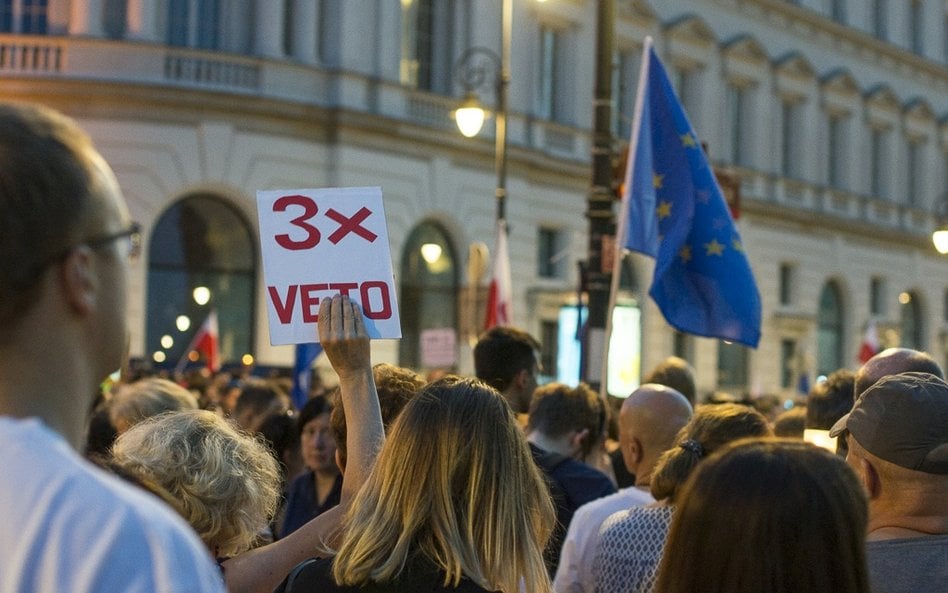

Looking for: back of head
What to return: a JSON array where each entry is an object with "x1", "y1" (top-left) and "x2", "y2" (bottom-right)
[
  {"x1": 621, "y1": 383, "x2": 694, "y2": 450},
  {"x1": 330, "y1": 363, "x2": 425, "y2": 468},
  {"x1": 0, "y1": 102, "x2": 106, "y2": 332},
  {"x1": 527, "y1": 382, "x2": 606, "y2": 458},
  {"x1": 233, "y1": 380, "x2": 290, "y2": 432},
  {"x1": 111, "y1": 409, "x2": 281, "y2": 557},
  {"x1": 644, "y1": 357, "x2": 696, "y2": 405},
  {"x1": 656, "y1": 439, "x2": 868, "y2": 593},
  {"x1": 333, "y1": 376, "x2": 554, "y2": 593},
  {"x1": 109, "y1": 378, "x2": 199, "y2": 434},
  {"x1": 806, "y1": 369, "x2": 855, "y2": 430},
  {"x1": 772, "y1": 406, "x2": 807, "y2": 439},
  {"x1": 473, "y1": 326, "x2": 539, "y2": 392},
  {"x1": 650, "y1": 403, "x2": 772, "y2": 502},
  {"x1": 855, "y1": 348, "x2": 944, "y2": 398}
]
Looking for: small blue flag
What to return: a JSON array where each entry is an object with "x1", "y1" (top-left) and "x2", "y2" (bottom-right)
[
  {"x1": 622, "y1": 42, "x2": 761, "y2": 348},
  {"x1": 291, "y1": 343, "x2": 322, "y2": 410}
]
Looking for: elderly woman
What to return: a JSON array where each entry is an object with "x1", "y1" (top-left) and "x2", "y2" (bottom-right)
[{"x1": 111, "y1": 408, "x2": 282, "y2": 558}]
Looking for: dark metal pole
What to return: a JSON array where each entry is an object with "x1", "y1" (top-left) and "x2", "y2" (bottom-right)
[
  {"x1": 582, "y1": 0, "x2": 615, "y2": 391},
  {"x1": 495, "y1": 0, "x2": 511, "y2": 224}
]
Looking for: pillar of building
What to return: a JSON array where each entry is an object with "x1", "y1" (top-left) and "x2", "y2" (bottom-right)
[
  {"x1": 125, "y1": 0, "x2": 159, "y2": 41},
  {"x1": 68, "y1": 0, "x2": 104, "y2": 36},
  {"x1": 254, "y1": 0, "x2": 286, "y2": 58},
  {"x1": 291, "y1": 0, "x2": 318, "y2": 64}
]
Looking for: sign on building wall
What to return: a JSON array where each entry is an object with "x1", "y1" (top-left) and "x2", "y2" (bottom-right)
[{"x1": 257, "y1": 186, "x2": 402, "y2": 344}]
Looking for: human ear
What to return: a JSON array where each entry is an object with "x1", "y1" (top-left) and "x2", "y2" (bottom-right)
[{"x1": 60, "y1": 247, "x2": 96, "y2": 315}]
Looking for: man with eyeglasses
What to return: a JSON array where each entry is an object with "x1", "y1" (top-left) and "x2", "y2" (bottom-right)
[{"x1": 0, "y1": 103, "x2": 226, "y2": 592}]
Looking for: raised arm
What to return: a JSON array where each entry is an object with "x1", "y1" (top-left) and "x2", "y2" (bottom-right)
[{"x1": 222, "y1": 294, "x2": 384, "y2": 593}]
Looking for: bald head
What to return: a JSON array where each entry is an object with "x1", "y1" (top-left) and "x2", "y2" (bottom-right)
[
  {"x1": 619, "y1": 384, "x2": 693, "y2": 485},
  {"x1": 855, "y1": 348, "x2": 944, "y2": 399}
]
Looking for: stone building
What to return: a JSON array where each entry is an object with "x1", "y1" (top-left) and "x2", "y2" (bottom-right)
[{"x1": 2, "y1": 0, "x2": 945, "y2": 398}]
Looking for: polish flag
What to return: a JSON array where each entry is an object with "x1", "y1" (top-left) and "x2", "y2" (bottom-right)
[
  {"x1": 177, "y1": 310, "x2": 221, "y2": 373},
  {"x1": 858, "y1": 319, "x2": 880, "y2": 365},
  {"x1": 484, "y1": 220, "x2": 513, "y2": 329}
]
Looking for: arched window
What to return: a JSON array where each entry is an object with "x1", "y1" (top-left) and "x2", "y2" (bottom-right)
[
  {"x1": 398, "y1": 221, "x2": 458, "y2": 371},
  {"x1": 817, "y1": 281, "x2": 844, "y2": 376},
  {"x1": 146, "y1": 194, "x2": 255, "y2": 369},
  {"x1": 899, "y1": 290, "x2": 922, "y2": 349}
]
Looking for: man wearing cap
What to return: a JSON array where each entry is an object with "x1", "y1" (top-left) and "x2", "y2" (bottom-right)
[{"x1": 829, "y1": 372, "x2": 948, "y2": 593}]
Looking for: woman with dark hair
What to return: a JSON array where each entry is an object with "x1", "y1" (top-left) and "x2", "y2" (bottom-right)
[
  {"x1": 594, "y1": 403, "x2": 773, "y2": 593},
  {"x1": 655, "y1": 439, "x2": 869, "y2": 593},
  {"x1": 278, "y1": 376, "x2": 556, "y2": 593}
]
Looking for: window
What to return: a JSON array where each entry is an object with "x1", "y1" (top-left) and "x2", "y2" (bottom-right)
[
  {"x1": 398, "y1": 221, "x2": 458, "y2": 371},
  {"x1": 0, "y1": 0, "x2": 47, "y2": 33},
  {"x1": 870, "y1": 128, "x2": 887, "y2": 198},
  {"x1": 827, "y1": 114, "x2": 847, "y2": 188},
  {"x1": 146, "y1": 195, "x2": 256, "y2": 369},
  {"x1": 717, "y1": 341, "x2": 749, "y2": 390},
  {"x1": 817, "y1": 282, "x2": 844, "y2": 376},
  {"x1": 673, "y1": 331, "x2": 693, "y2": 363},
  {"x1": 780, "y1": 100, "x2": 802, "y2": 179},
  {"x1": 780, "y1": 339, "x2": 796, "y2": 389},
  {"x1": 909, "y1": 0, "x2": 923, "y2": 55},
  {"x1": 540, "y1": 319, "x2": 559, "y2": 382},
  {"x1": 400, "y1": 0, "x2": 455, "y2": 93},
  {"x1": 166, "y1": 0, "x2": 219, "y2": 49},
  {"x1": 726, "y1": 84, "x2": 749, "y2": 167},
  {"x1": 870, "y1": 277, "x2": 885, "y2": 316},
  {"x1": 779, "y1": 263, "x2": 795, "y2": 306},
  {"x1": 872, "y1": 0, "x2": 887, "y2": 40},
  {"x1": 536, "y1": 24, "x2": 566, "y2": 122},
  {"x1": 537, "y1": 227, "x2": 564, "y2": 279},
  {"x1": 899, "y1": 291, "x2": 922, "y2": 349},
  {"x1": 103, "y1": 0, "x2": 127, "y2": 39},
  {"x1": 831, "y1": 0, "x2": 847, "y2": 23},
  {"x1": 906, "y1": 139, "x2": 923, "y2": 208}
]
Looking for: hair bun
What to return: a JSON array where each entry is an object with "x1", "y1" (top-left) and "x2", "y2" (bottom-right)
[{"x1": 679, "y1": 439, "x2": 704, "y2": 457}]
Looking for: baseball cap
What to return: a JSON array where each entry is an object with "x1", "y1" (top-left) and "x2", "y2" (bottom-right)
[{"x1": 829, "y1": 372, "x2": 948, "y2": 474}]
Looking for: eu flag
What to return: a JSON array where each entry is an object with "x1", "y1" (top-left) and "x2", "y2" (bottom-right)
[
  {"x1": 291, "y1": 342, "x2": 322, "y2": 409},
  {"x1": 622, "y1": 42, "x2": 761, "y2": 348}
]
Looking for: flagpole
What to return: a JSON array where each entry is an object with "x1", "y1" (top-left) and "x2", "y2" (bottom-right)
[{"x1": 600, "y1": 37, "x2": 653, "y2": 395}]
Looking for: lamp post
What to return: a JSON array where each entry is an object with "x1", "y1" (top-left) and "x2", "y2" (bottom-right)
[
  {"x1": 582, "y1": 0, "x2": 616, "y2": 392},
  {"x1": 453, "y1": 0, "x2": 512, "y2": 226}
]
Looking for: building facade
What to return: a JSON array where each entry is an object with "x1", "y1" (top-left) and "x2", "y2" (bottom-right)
[{"x1": 2, "y1": 0, "x2": 945, "y2": 398}]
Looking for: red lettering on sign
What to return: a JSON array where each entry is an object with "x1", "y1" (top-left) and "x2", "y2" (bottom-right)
[
  {"x1": 326, "y1": 207, "x2": 378, "y2": 244},
  {"x1": 328, "y1": 282, "x2": 358, "y2": 298},
  {"x1": 273, "y1": 194, "x2": 320, "y2": 250},
  {"x1": 268, "y1": 285, "x2": 298, "y2": 324},
  {"x1": 300, "y1": 283, "x2": 329, "y2": 322},
  {"x1": 360, "y1": 281, "x2": 392, "y2": 320}
]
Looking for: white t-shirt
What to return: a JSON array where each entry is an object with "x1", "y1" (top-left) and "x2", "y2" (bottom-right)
[
  {"x1": 553, "y1": 486, "x2": 654, "y2": 593},
  {"x1": 0, "y1": 417, "x2": 227, "y2": 593}
]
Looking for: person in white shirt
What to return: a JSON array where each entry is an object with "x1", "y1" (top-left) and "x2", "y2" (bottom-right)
[
  {"x1": 553, "y1": 384, "x2": 692, "y2": 593},
  {"x1": 0, "y1": 101, "x2": 226, "y2": 593}
]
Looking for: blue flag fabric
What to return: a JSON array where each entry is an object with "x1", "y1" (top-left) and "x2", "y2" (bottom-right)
[
  {"x1": 623, "y1": 45, "x2": 761, "y2": 348},
  {"x1": 291, "y1": 343, "x2": 323, "y2": 410}
]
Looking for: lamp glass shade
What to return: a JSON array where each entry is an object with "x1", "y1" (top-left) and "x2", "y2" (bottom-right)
[
  {"x1": 455, "y1": 105, "x2": 486, "y2": 138},
  {"x1": 933, "y1": 228, "x2": 948, "y2": 255}
]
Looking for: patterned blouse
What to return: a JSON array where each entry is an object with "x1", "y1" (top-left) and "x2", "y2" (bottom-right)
[{"x1": 593, "y1": 505, "x2": 675, "y2": 593}]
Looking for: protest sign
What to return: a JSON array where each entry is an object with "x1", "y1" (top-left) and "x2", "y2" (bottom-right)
[{"x1": 256, "y1": 186, "x2": 401, "y2": 344}]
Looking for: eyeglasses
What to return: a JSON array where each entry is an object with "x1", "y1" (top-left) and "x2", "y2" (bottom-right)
[{"x1": 83, "y1": 222, "x2": 142, "y2": 260}]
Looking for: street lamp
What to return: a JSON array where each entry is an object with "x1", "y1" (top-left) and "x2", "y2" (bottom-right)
[{"x1": 452, "y1": 0, "x2": 511, "y2": 224}]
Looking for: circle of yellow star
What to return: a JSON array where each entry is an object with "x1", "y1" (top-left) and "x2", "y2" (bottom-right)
[
  {"x1": 679, "y1": 245, "x2": 692, "y2": 262},
  {"x1": 656, "y1": 201, "x2": 672, "y2": 220},
  {"x1": 704, "y1": 239, "x2": 725, "y2": 256},
  {"x1": 681, "y1": 133, "x2": 697, "y2": 148},
  {"x1": 653, "y1": 173, "x2": 664, "y2": 189}
]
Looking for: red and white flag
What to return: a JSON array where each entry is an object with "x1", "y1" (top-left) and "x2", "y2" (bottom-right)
[
  {"x1": 484, "y1": 220, "x2": 513, "y2": 329},
  {"x1": 858, "y1": 319, "x2": 880, "y2": 365},
  {"x1": 176, "y1": 310, "x2": 221, "y2": 373}
]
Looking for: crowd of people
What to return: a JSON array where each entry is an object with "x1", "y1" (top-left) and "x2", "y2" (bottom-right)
[{"x1": 1, "y1": 101, "x2": 946, "y2": 593}]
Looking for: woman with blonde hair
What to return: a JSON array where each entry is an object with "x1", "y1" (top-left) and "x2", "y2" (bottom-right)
[
  {"x1": 655, "y1": 439, "x2": 869, "y2": 593},
  {"x1": 278, "y1": 376, "x2": 555, "y2": 593},
  {"x1": 111, "y1": 408, "x2": 282, "y2": 558},
  {"x1": 594, "y1": 403, "x2": 773, "y2": 593}
]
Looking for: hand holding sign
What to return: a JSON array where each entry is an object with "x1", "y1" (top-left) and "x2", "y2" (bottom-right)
[{"x1": 257, "y1": 186, "x2": 401, "y2": 345}]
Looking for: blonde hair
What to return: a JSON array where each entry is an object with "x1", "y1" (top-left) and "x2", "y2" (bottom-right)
[
  {"x1": 332, "y1": 376, "x2": 554, "y2": 593},
  {"x1": 651, "y1": 403, "x2": 772, "y2": 502},
  {"x1": 111, "y1": 409, "x2": 281, "y2": 556},
  {"x1": 109, "y1": 377, "x2": 198, "y2": 433}
]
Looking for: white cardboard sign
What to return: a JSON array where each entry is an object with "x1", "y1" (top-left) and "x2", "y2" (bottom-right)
[{"x1": 256, "y1": 186, "x2": 401, "y2": 345}]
